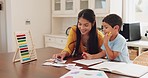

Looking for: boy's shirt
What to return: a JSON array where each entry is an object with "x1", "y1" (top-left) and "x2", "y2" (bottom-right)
[{"x1": 101, "y1": 34, "x2": 130, "y2": 63}]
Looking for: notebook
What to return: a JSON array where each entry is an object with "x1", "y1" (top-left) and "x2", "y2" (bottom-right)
[
  {"x1": 89, "y1": 62, "x2": 148, "y2": 77},
  {"x1": 73, "y1": 59, "x2": 107, "y2": 66}
]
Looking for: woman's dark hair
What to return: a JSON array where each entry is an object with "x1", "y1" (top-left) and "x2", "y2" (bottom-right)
[
  {"x1": 73, "y1": 9, "x2": 101, "y2": 56},
  {"x1": 102, "y1": 14, "x2": 123, "y2": 31}
]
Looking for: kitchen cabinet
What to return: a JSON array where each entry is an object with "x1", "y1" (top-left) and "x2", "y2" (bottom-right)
[
  {"x1": 52, "y1": 0, "x2": 76, "y2": 17},
  {"x1": 52, "y1": 0, "x2": 122, "y2": 17},
  {"x1": 44, "y1": 34, "x2": 67, "y2": 49},
  {"x1": 49, "y1": 0, "x2": 122, "y2": 49}
]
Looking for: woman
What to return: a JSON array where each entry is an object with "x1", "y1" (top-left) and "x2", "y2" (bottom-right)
[{"x1": 52, "y1": 9, "x2": 104, "y2": 60}]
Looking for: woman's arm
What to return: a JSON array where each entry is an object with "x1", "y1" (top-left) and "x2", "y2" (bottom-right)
[
  {"x1": 52, "y1": 25, "x2": 77, "y2": 60},
  {"x1": 52, "y1": 51, "x2": 70, "y2": 60},
  {"x1": 62, "y1": 25, "x2": 77, "y2": 54}
]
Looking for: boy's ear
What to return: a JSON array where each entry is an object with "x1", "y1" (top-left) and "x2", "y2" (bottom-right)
[{"x1": 114, "y1": 25, "x2": 119, "y2": 30}]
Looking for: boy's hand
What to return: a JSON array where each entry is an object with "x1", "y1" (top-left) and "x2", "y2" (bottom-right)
[{"x1": 104, "y1": 32, "x2": 112, "y2": 45}]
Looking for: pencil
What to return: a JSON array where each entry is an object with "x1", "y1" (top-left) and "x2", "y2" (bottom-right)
[{"x1": 108, "y1": 32, "x2": 111, "y2": 36}]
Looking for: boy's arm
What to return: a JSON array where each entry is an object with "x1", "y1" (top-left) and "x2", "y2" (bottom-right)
[
  {"x1": 82, "y1": 51, "x2": 106, "y2": 60},
  {"x1": 104, "y1": 44, "x2": 120, "y2": 60},
  {"x1": 103, "y1": 32, "x2": 120, "y2": 60}
]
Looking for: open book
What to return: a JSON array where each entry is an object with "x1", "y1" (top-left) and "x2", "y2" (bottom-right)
[{"x1": 89, "y1": 62, "x2": 148, "y2": 77}]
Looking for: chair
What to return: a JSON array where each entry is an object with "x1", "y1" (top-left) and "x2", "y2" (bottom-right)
[{"x1": 133, "y1": 51, "x2": 148, "y2": 66}]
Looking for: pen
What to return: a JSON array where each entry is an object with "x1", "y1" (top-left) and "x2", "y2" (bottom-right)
[{"x1": 82, "y1": 52, "x2": 87, "y2": 59}]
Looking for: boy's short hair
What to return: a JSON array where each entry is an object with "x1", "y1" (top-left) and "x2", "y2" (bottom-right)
[{"x1": 102, "y1": 14, "x2": 123, "y2": 31}]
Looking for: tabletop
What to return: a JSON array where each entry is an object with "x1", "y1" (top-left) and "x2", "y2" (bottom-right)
[{"x1": 0, "y1": 47, "x2": 133, "y2": 78}]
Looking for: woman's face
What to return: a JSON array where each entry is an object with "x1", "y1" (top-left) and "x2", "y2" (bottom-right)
[{"x1": 78, "y1": 17, "x2": 92, "y2": 35}]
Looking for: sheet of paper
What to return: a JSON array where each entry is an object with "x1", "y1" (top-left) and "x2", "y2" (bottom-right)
[
  {"x1": 65, "y1": 64, "x2": 82, "y2": 70},
  {"x1": 45, "y1": 58, "x2": 66, "y2": 63},
  {"x1": 73, "y1": 59, "x2": 107, "y2": 66},
  {"x1": 43, "y1": 58, "x2": 67, "y2": 67},
  {"x1": 43, "y1": 62, "x2": 66, "y2": 67},
  {"x1": 65, "y1": 66, "x2": 82, "y2": 70},
  {"x1": 60, "y1": 69, "x2": 108, "y2": 78}
]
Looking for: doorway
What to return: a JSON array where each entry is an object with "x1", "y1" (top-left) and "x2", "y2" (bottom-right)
[{"x1": 0, "y1": 0, "x2": 7, "y2": 52}]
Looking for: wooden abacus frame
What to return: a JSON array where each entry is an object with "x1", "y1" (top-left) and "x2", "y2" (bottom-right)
[{"x1": 12, "y1": 30, "x2": 37, "y2": 63}]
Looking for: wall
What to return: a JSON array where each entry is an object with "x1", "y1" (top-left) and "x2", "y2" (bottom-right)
[
  {"x1": 122, "y1": 0, "x2": 136, "y2": 22},
  {"x1": 6, "y1": 0, "x2": 51, "y2": 52},
  {"x1": 123, "y1": 0, "x2": 148, "y2": 38},
  {"x1": 135, "y1": 0, "x2": 148, "y2": 37},
  {"x1": 0, "y1": 0, "x2": 7, "y2": 52},
  {"x1": 135, "y1": 0, "x2": 148, "y2": 22}
]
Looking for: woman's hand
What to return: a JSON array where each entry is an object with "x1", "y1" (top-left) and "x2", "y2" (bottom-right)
[
  {"x1": 52, "y1": 52, "x2": 67, "y2": 60},
  {"x1": 82, "y1": 52, "x2": 93, "y2": 60}
]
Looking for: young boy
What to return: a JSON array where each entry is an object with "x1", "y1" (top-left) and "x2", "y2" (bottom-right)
[{"x1": 100, "y1": 14, "x2": 130, "y2": 63}]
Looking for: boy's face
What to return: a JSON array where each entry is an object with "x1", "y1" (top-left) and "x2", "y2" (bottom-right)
[{"x1": 102, "y1": 22, "x2": 114, "y2": 35}]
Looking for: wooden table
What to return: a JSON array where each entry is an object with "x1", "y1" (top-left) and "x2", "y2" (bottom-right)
[{"x1": 0, "y1": 47, "x2": 133, "y2": 78}]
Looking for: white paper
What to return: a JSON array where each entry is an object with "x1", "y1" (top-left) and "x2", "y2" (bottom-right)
[
  {"x1": 65, "y1": 66, "x2": 82, "y2": 70},
  {"x1": 89, "y1": 62, "x2": 148, "y2": 77},
  {"x1": 73, "y1": 59, "x2": 107, "y2": 66},
  {"x1": 60, "y1": 69, "x2": 108, "y2": 78},
  {"x1": 43, "y1": 62, "x2": 66, "y2": 67},
  {"x1": 45, "y1": 58, "x2": 66, "y2": 63},
  {"x1": 140, "y1": 73, "x2": 148, "y2": 78}
]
